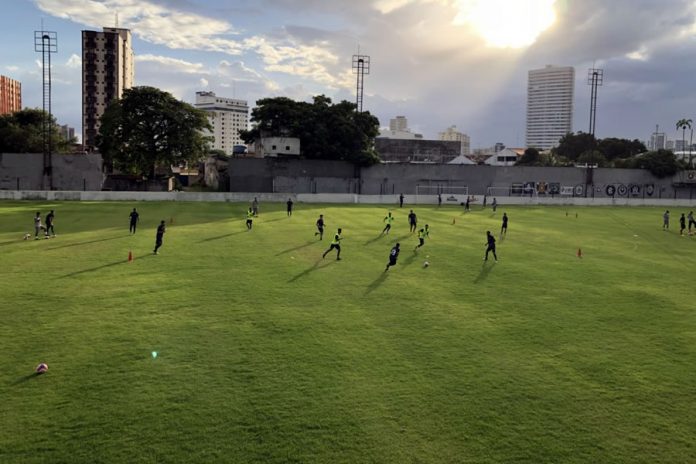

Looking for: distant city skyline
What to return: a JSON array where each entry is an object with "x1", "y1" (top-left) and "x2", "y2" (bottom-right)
[{"x1": 2, "y1": 0, "x2": 696, "y2": 148}]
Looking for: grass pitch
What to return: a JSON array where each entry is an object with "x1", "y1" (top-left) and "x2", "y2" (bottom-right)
[{"x1": 1, "y1": 201, "x2": 695, "y2": 463}]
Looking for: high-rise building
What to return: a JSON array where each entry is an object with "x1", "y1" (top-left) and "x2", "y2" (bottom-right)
[
  {"x1": 194, "y1": 91, "x2": 249, "y2": 154},
  {"x1": 650, "y1": 132, "x2": 666, "y2": 151},
  {"x1": 0, "y1": 75, "x2": 21, "y2": 115},
  {"x1": 526, "y1": 65, "x2": 574, "y2": 150},
  {"x1": 60, "y1": 124, "x2": 75, "y2": 141},
  {"x1": 389, "y1": 116, "x2": 408, "y2": 131},
  {"x1": 438, "y1": 125, "x2": 471, "y2": 155},
  {"x1": 82, "y1": 27, "x2": 134, "y2": 152}
]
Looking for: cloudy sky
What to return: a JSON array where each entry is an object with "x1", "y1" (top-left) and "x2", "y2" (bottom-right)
[{"x1": 2, "y1": 0, "x2": 696, "y2": 147}]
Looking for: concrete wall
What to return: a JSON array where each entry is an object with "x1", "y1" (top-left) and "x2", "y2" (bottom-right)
[
  {"x1": 229, "y1": 158, "x2": 696, "y2": 199},
  {"x1": 1, "y1": 190, "x2": 695, "y2": 207},
  {"x1": 0, "y1": 153, "x2": 103, "y2": 191}
]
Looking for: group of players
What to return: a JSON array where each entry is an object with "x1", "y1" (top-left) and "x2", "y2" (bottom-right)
[
  {"x1": 28, "y1": 210, "x2": 57, "y2": 239},
  {"x1": 663, "y1": 210, "x2": 696, "y2": 236}
]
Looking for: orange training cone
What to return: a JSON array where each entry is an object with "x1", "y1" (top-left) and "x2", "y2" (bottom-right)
[
  {"x1": 128, "y1": 250, "x2": 133, "y2": 262},
  {"x1": 577, "y1": 248, "x2": 582, "y2": 258}
]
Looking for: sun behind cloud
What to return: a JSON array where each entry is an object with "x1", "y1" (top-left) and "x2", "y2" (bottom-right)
[{"x1": 454, "y1": 0, "x2": 557, "y2": 49}]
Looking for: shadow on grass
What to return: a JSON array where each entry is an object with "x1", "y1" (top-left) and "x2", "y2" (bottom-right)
[
  {"x1": 61, "y1": 254, "x2": 154, "y2": 278},
  {"x1": 474, "y1": 261, "x2": 495, "y2": 284},
  {"x1": 364, "y1": 234, "x2": 386, "y2": 246},
  {"x1": 288, "y1": 259, "x2": 335, "y2": 282},
  {"x1": 276, "y1": 241, "x2": 315, "y2": 256},
  {"x1": 197, "y1": 230, "x2": 247, "y2": 243},
  {"x1": 0, "y1": 240, "x2": 21, "y2": 247},
  {"x1": 46, "y1": 235, "x2": 125, "y2": 251},
  {"x1": 365, "y1": 272, "x2": 388, "y2": 295},
  {"x1": 11, "y1": 373, "x2": 41, "y2": 385}
]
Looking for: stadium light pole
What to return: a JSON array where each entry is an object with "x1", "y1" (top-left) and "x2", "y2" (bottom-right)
[
  {"x1": 352, "y1": 54, "x2": 370, "y2": 112},
  {"x1": 34, "y1": 30, "x2": 58, "y2": 191},
  {"x1": 586, "y1": 68, "x2": 603, "y2": 197}
]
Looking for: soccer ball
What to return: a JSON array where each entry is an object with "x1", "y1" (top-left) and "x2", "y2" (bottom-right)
[
  {"x1": 23, "y1": 233, "x2": 31, "y2": 240},
  {"x1": 35, "y1": 363, "x2": 48, "y2": 374},
  {"x1": 423, "y1": 261, "x2": 430, "y2": 268}
]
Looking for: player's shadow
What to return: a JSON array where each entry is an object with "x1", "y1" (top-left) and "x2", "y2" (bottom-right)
[
  {"x1": 46, "y1": 235, "x2": 125, "y2": 250},
  {"x1": 11, "y1": 373, "x2": 41, "y2": 385},
  {"x1": 276, "y1": 241, "x2": 315, "y2": 256},
  {"x1": 474, "y1": 262, "x2": 495, "y2": 284},
  {"x1": 288, "y1": 259, "x2": 333, "y2": 282},
  {"x1": 365, "y1": 273, "x2": 388, "y2": 295},
  {"x1": 0, "y1": 240, "x2": 19, "y2": 247},
  {"x1": 61, "y1": 255, "x2": 153, "y2": 278},
  {"x1": 364, "y1": 234, "x2": 385, "y2": 246},
  {"x1": 198, "y1": 230, "x2": 247, "y2": 243}
]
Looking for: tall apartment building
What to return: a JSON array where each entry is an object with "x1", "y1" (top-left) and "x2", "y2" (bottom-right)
[
  {"x1": 82, "y1": 27, "x2": 134, "y2": 152},
  {"x1": 390, "y1": 116, "x2": 409, "y2": 131},
  {"x1": 438, "y1": 125, "x2": 471, "y2": 155},
  {"x1": 526, "y1": 65, "x2": 574, "y2": 150},
  {"x1": 194, "y1": 91, "x2": 249, "y2": 154},
  {"x1": 0, "y1": 75, "x2": 21, "y2": 115}
]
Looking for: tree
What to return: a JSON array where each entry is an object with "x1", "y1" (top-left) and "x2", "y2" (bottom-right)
[
  {"x1": 553, "y1": 132, "x2": 596, "y2": 161},
  {"x1": 596, "y1": 138, "x2": 646, "y2": 160},
  {"x1": 635, "y1": 149, "x2": 681, "y2": 178},
  {"x1": 97, "y1": 87, "x2": 212, "y2": 177},
  {"x1": 240, "y1": 95, "x2": 381, "y2": 165},
  {"x1": 0, "y1": 108, "x2": 73, "y2": 153},
  {"x1": 577, "y1": 150, "x2": 608, "y2": 167},
  {"x1": 516, "y1": 147, "x2": 540, "y2": 165}
]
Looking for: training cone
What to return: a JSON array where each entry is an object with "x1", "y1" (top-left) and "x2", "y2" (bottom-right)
[
  {"x1": 128, "y1": 250, "x2": 133, "y2": 262},
  {"x1": 577, "y1": 248, "x2": 582, "y2": 258}
]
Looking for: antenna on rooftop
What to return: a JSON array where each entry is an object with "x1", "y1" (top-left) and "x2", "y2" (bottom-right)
[{"x1": 115, "y1": 13, "x2": 119, "y2": 28}]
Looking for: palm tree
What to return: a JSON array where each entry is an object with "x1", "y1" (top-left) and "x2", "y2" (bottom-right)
[{"x1": 676, "y1": 118, "x2": 692, "y2": 164}]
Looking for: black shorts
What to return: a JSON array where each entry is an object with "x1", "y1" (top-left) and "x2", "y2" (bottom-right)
[
  {"x1": 317, "y1": 226, "x2": 324, "y2": 233},
  {"x1": 389, "y1": 257, "x2": 397, "y2": 266},
  {"x1": 329, "y1": 244, "x2": 340, "y2": 251},
  {"x1": 419, "y1": 238, "x2": 424, "y2": 246},
  {"x1": 246, "y1": 219, "x2": 252, "y2": 225}
]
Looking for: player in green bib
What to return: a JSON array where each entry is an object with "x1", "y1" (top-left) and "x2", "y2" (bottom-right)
[
  {"x1": 414, "y1": 224, "x2": 430, "y2": 250},
  {"x1": 382, "y1": 211, "x2": 394, "y2": 235},
  {"x1": 322, "y1": 228, "x2": 342, "y2": 260},
  {"x1": 246, "y1": 207, "x2": 254, "y2": 230}
]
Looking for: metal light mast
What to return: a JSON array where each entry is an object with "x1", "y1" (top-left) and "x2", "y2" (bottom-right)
[
  {"x1": 585, "y1": 68, "x2": 603, "y2": 195},
  {"x1": 352, "y1": 54, "x2": 370, "y2": 112},
  {"x1": 34, "y1": 30, "x2": 58, "y2": 190}
]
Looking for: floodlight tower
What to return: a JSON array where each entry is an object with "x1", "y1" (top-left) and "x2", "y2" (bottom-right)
[
  {"x1": 352, "y1": 54, "x2": 370, "y2": 112},
  {"x1": 585, "y1": 67, "x2": 603, "y2": 195},
  {"x1": 34, "y1": 30, "x2": 58, "y2": 190}
]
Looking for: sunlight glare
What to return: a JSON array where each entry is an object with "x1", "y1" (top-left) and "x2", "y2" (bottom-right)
[{"x1": 454, "y1": 0, "x2": 557, "y2": 49}]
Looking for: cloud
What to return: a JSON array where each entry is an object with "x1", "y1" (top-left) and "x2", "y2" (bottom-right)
[
  {"x1": 5, "y1": 65, "x2": 19, "y2": 72},
  {"x1": 135, "y1": 54, "x2": 207, "y2": 74},
  {"x1": 199, "y1": 78, "x2": 209, "y2": 88},
  {"x1": 65, "y1": 54, "x2": 81, "y2": 68}
]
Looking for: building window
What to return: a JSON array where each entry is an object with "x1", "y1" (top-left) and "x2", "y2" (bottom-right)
[{"x1": 272, "y1": 145, "x2": 277, "y2": 150}]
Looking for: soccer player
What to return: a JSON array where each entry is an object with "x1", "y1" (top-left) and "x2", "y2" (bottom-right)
[
  {"x1": 385, "y1": 243, "x2": 400, "y2": 272},
  {"x1": 484, "y1": 230, "x2": 498, "y2": 262},
  {"x1": 408, "y1": 209, "x2": 417, "y2": 233},
  {"x1": 501, "y1": 213, "x2": 509, "y2": 235},
  {"x1": 438, "y1": 193, "x2": 442, "y2": 207},
  {"x1": 252, "y1": 197, "x2": 259, "y2": 217},
  {"x1": 663, "y1": 210, "x2": 670, "y2": 230},
  {"x1": 688, "y1": 211, "x2": 695, "y2": 233},
  {"x1": 680, "y1": 213, "x2": 686, "y2": 236},
  {"x1": 33, "y1": 212, "x2": 46, "y2": 240},
  {"x1": 322, "y1": 228, "x2": 342, "y2": 260},
  {"x1": 246, "y1": 207, "x2": 254, "y2": 230},
  {"x1": 45, "y1": 210, "x2": 56, "y2": 237},
  {"x1": 382, "y1": 211, "x2": 394, "y2": 235},
  {"x1": 492, "y1": 197, "x2": 498, "y2": 212},
  {"x1": 465, "y1": 197, "x2": 470, "y2": 212},
  {"x1": 129, "y1": 208, "x2": 139, "y2": 234},
  {"x1": 153, "y1": 220, "x2": 166, "y2": 254},
  {"x1": 315, "y1": 214, "x2": 325, "y2": 240},
  {"x1": 287, "y1": 198, "x2": 294, "y2": 217},
  {"x1": 414, "y1": 224, "x2": 430, "y2": 251},
  {"x1": 399, "y1": 193, "x2": 404, "y2": 208}
]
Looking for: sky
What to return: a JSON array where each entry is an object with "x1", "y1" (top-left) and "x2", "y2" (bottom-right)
[{"x1": 2, "y1": 0, "x2": 696, "y2": 147}]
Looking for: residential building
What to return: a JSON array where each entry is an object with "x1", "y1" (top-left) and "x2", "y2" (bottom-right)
[
  {"x1": 484, "y1": 148, "x2": 524, "y2": 166},
  {"x1": 82, "y1": 27, "x2": 134, "y2": 152},
  {"x1": 389, "y1": 116, "x2": 409, "y2": 131},
  {"x1": 194, "y1": 91, "x2": 249, "y2": 155},
  {"x1": 0, "y1": 75, "x2": 21, "y2": 115},
  {"x1": 650, "y1": 132, "x2": 666, "y2": 151},
  {"x1": 438, "y1": 126, "x2": 471, "y2": 155},
  {"x1": 380, "y1": 116, "x2": 423, "y2": 139},
  {"x1": 60, "y1": 124, "x2": 75, "y2": 141},
  {"x1": 526, "y1": 65, "x2": 575, "y2": 150}
]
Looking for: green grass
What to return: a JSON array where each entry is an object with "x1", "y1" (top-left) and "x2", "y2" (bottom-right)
[{"x1": 1, "y1": 201, "x2": 695, "y2": 463}]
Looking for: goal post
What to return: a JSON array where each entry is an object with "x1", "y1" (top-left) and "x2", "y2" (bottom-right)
[{"x1": 487, "y1": 185, "x2": 538, "y2": 198}]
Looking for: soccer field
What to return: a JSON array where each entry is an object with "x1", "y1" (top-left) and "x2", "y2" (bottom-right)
[{"x1": 1, "y1": 201, "x2": 695, "y2": 463}]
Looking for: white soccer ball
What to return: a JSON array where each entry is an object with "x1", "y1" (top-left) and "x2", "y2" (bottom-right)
[
  {"x1": 23, "y1": 233, "x2": 31, "y2": 240},
  {"x1": 423, "y1": 261, "x2": 430, "y2": 267}
]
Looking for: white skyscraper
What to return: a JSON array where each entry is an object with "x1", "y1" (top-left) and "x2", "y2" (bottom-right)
[
  {"x1": 389, "y1": 116, "x2": 408, "y2": 131},
  {"x1": 526, "y1": 65, "x2": 575, "y2": 150},
  {"x1": 194, "y1": 91, "x2": 249, "y2": 155},
  {"x1": 438, "y1": 126, "x2": 471, "y2": 155}
]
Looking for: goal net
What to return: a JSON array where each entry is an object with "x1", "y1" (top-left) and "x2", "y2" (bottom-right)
[{"x1": 487, "y1": 184, "x2": 538, "y2": 197}]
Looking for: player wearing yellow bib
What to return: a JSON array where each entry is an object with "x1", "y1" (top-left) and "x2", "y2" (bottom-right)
[
  {"x1": 322, "y1": 228, "x2": 342, "y2": 260},
  {"x1": 246, "y1": 207, "x2": 254, "y2": 230},
  {"x1": 382, "y1": 211, "x2": 394, "y2": 235},
  {"x1": 414, "y1": 224, "x2": 430, "y2": 250}
]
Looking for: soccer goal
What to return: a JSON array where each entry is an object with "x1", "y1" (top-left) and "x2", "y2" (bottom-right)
[
  {"x1": 487, "y1": 184, "x2": 538, "y2": 198},
  {"x1": 416, "y1": 185, "x2": 468, "y2": 204}
]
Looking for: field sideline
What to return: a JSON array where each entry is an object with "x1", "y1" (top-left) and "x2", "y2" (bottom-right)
[{"x1": 1, "y1": 201, "x2": 695, "y2": 463}]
